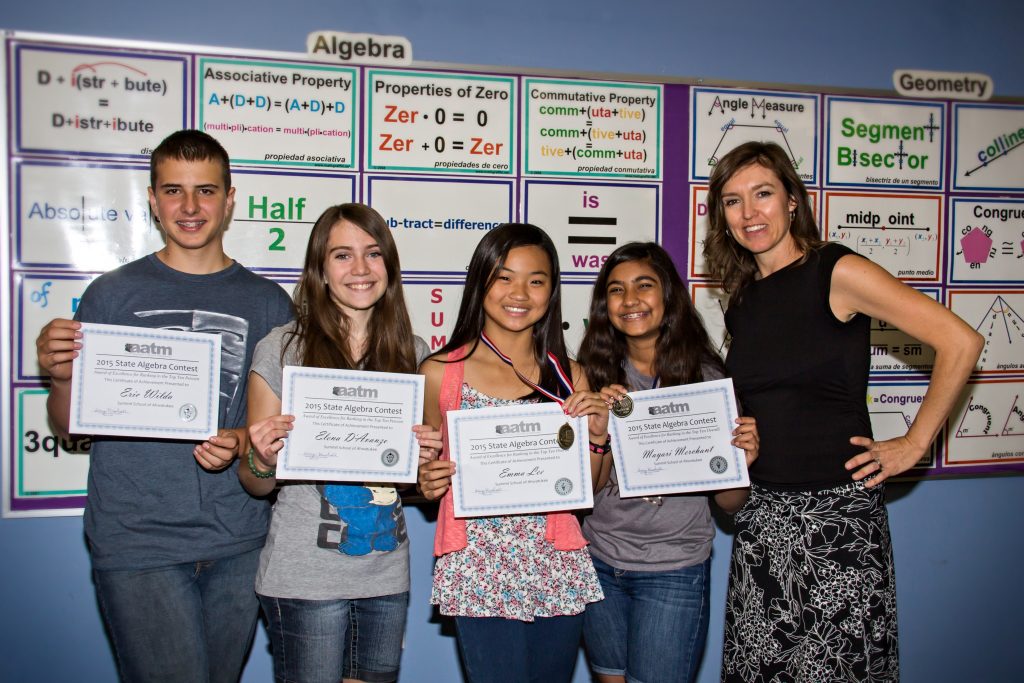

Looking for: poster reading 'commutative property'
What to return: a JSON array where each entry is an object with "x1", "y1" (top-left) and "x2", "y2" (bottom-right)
[{"x1": 3, "y1": 31, "x2": 1022, "y2": 516}]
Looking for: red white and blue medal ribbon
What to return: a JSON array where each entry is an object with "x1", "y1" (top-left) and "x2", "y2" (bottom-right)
[
  {"x1": 479, "y1": 332, "x2": 574, "y2": 404},
  {"x1": 479, "y1": 332, "x2": 576, "y2": 449}
]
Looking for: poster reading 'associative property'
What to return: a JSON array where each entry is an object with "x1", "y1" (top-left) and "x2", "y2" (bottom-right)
[{"x1": 2, "y1": 32, "x2": 1022, "y2": 516}]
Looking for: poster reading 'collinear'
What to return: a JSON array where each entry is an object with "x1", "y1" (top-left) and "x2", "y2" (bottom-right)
[{"x1": 2, "y1": 31, "x2": 1022, "y2": 517}]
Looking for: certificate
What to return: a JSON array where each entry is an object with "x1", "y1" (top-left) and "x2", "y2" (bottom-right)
[
  {"x1": 448, "y1": 403, "x2": 593, "y2": 517},
  {"x1": 608, "y1": 378, "x2": 748, "y2": 496},
  {"x1": 69, "y1": 323, "x2": 222, "y2": 440},
  {"x1": 277, "y1": 366, "x2": 424, "y2": 483}
]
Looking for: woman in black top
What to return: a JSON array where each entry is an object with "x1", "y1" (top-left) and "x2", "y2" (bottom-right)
[{"x1": 703, "y1": 142, "x2": 982, "y2": 682}]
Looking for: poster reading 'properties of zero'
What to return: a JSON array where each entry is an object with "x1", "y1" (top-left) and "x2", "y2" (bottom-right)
[{"x1": 2, "y1": 32, "x2": 1022, "y2": 516}]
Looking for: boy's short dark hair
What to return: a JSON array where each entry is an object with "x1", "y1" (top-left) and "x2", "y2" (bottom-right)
[{"x1": 150, "y1": 130, "x2": 232, "y2": 190}]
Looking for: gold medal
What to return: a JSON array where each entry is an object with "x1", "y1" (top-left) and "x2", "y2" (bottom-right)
[
  {"x1": 557, "y1": 423, "x2": 575, "y2": 450},
  {"x1": 612, "y1": 395, "x2": 634, "y2": 418}
]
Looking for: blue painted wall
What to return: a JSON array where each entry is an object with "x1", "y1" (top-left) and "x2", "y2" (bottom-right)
[{"x1": 2, "y1": 2, "x2": 1022, "y2": 681}]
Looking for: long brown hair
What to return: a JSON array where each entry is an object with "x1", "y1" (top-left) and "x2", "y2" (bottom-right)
[
  {"x1": 703, "y1": 141, "x2": 822, "y2": 294},
  {"x1": 286, "y1": 203, "x2": 416, "y2": 373},
  {"x1": 578, "y1": 242, "x2": 724, "y2": 391}
]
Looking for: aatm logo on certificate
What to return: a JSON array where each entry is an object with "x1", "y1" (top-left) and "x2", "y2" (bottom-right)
[
  {"x1": 495, "y1": 421, "x2": 542, "y2": 435},
  {"x1": 124, "y1": 342, "x2": 172, "y2": 356}
]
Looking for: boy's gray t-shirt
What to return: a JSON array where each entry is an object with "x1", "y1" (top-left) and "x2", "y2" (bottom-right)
[
  {"x1": 250, "y1": 323, "x2": 428, "y2": 599},
  {"x1": 582, "y1": 362, "x2": 719, "y2": 571},
  {"x1": 76, "y1": 254, "x2": 294, "y2": 571}
]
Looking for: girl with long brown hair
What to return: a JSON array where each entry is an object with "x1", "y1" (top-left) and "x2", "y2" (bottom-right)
[
  {"x1": 242, "y1": 203, "x2": 440, "y2": 683},
  {"x1": 577, "y1": 242, "x2": 758, "y2": 683}
]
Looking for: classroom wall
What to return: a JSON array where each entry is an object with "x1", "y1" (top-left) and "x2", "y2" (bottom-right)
[{"x1": 2, "y1": 2, "x2": 1022, "y2": 681}]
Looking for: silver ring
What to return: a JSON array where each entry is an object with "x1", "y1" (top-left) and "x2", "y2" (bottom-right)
[{"x1": 873, "y1": 456, "x2": 883, "y2": 470}]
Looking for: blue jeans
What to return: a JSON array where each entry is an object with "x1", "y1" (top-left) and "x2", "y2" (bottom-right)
[
  {"x1": 259, "y1": 592, "x2": 409, "y2": 683},
  {"x1": 583, "y1": 555, "x2": 710, "y2": 683},
  {"x1": 93, "y1": 548, "x2": 261, "y2": 683},
  {"x1": 454, "y1": 614, "x2": 584, "y2": 683}
]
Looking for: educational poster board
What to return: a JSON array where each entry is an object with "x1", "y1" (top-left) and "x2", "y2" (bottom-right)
[{"x1": 3, "y1": 31, "x2": 1022, "y2": 516}]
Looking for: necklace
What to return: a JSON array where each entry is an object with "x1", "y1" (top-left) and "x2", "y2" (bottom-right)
[{"x1": 479, "y1": 332, "x2": 576, "y2": 449}]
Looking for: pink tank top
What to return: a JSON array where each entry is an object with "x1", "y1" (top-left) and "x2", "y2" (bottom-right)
[{"x1": 432, "y1": 346, "x2": 588, "y2": 556}]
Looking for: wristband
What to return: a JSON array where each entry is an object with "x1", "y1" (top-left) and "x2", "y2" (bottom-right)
[
  {"x1": 247, "y1": 448, "x2": 276, "y2": 479},
  {"x1": 589, "y1": 438, "x2": 611, "y2": 455}
]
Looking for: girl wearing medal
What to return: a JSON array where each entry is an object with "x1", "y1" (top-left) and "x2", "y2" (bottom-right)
[
  {"x1": 417, "y1": 223, "x2": 608, "y2": 683},
  {"x1": 576, "y1": 242, "x2": 760, "y2": 683}
]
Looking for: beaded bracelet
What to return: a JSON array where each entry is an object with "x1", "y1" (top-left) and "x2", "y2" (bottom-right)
[
  {"x1": 589, "y1": 438, "x2": 611, "y2": 456},
  {"x1": 247, "y1": 448, "x2": 276, "y2": 479}
]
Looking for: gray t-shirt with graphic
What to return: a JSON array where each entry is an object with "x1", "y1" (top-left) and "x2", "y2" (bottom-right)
[
  {"x1": 250, "y1": 323, "x2": 428, "y2": 599},
  {"x1": 76, "y1": 254, "x2": 294, "y2": 571}
]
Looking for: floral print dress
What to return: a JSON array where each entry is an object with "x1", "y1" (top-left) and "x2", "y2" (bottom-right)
[{"x1": 431, "y1": 384, "x2": 604, "y2": 620}]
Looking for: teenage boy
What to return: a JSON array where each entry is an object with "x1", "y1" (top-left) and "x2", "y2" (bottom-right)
[{"x1": 36, "y1": 130, "x2": 293, "y2": 682}]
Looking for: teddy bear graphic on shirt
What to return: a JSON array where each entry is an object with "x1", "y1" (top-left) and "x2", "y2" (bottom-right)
[{"x1": 321, "y1": 484, "x2": 402, "y2": 556}]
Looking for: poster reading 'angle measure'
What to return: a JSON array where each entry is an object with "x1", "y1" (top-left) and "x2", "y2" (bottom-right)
[{"x1": 2, "y1": 31, "x2": 1023, "y2": 518}]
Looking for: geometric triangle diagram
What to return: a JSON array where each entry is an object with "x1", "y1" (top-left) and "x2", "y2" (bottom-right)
[
  {"x1": 1003, "y1": 394, "x2": 1024, "y2": 437},
  {"x1": 955, "y1": 394, "x2": 998, "y2": 438},
  {"x1": 973, "y1": 296, "x2": 1024, "y2": 370}
]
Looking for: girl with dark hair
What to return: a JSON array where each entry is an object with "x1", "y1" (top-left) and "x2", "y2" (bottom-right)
[
  {"x1": 241, "y1": 203, "x2": 442, "y2": 683},
  {"x1": 577, "y1": 242, "x2": 759, "y2": 683},
  {"x1": 704, "y1": 142, "x2": 982, "y2": 682},
  {"x1": 417, "y1": 223, "x2": 607, "y2": 683}
]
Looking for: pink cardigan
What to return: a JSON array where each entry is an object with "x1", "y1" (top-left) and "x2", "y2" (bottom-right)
[{"x1": 432, "y1": 346, "x2": 588, "y2": 557}]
